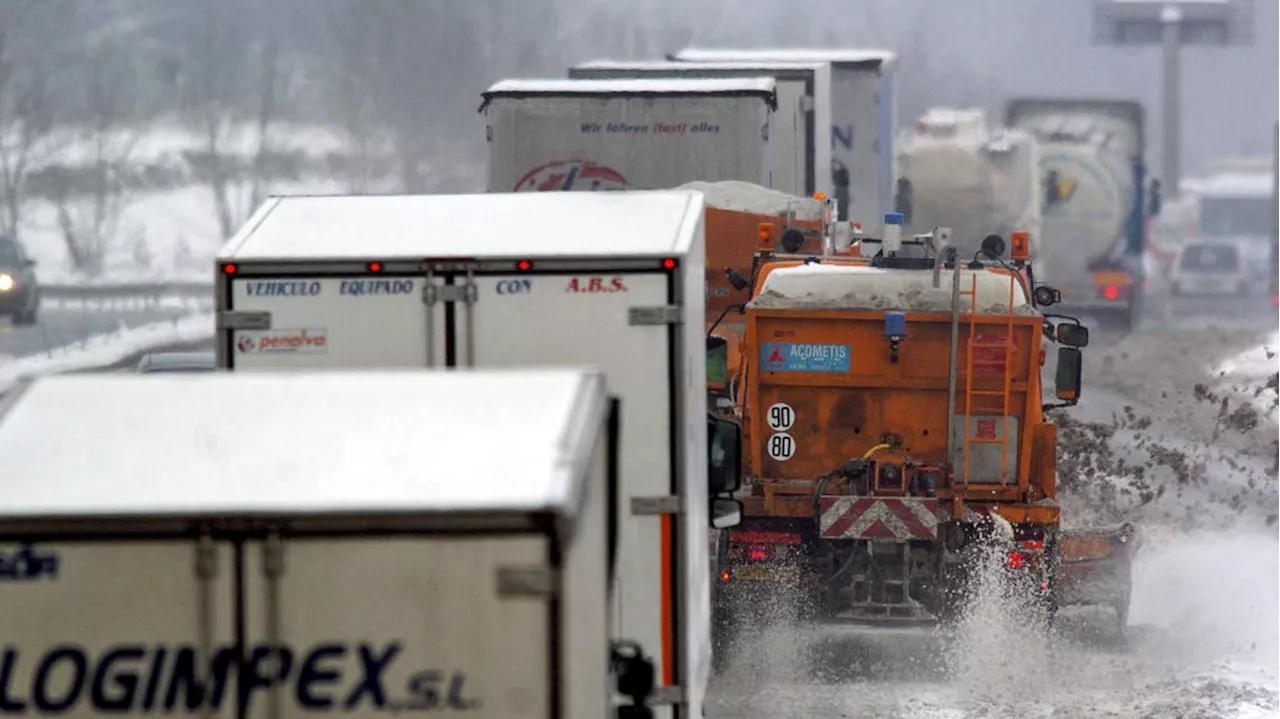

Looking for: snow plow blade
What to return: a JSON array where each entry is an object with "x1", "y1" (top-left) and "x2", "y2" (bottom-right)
[{"x1": 1055, "y1": 523, "x2": 1136, "y2": 628}]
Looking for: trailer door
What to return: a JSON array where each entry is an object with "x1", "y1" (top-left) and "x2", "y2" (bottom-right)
[
  {"x1": 242, "y1": 534, "x2": 553, "y2": 719},
  {"x1": 224, "y1": 275, "x2": 441, "y2": 369},
  {"x1": 461, "y1": 268, "x2": 677, "y2": 695},
  {"x1": 0, "y1": 539, "x2": 237, "y2": 717}
]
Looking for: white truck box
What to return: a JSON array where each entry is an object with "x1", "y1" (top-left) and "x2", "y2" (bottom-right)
[
  {"x1": 568, "y1": 60, "x2": 832, "y2": 199},
  {"x1": 482, "y1": 78, "x2": 784, "y2": 196},
  {"x1": 671, "y1": 48, "x2": 898, "y2": 234},
  {"x1": 214, "y1": 191, "x2": 744, "y2": 719},
  {"x1": 0, "y1": 369, "x2": 613, "y2": 719}
]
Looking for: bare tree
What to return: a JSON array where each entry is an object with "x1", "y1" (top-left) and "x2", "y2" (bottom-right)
[
  {"x1": 48, "y1": 42, "x2": 143, "y2": 276},
  {"x1": 0, "y1": 1, "x2": 74, "y2": 244},
  {"x1": 173, "y1": 0, "x2": 283, "y2": 238}
]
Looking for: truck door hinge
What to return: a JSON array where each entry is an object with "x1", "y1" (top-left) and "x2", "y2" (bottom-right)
[
  {"x1": 423, "y1": 282, "x2": 478, "y2": 305},
  {"x1": 800, "y1": 95, "x2": 815, "y2": 113},
  {"x1": 649, "y1": 685, "x2": 686, "y2": 705},
  {"x1": 631, "y1": 496, "x2": 682, "y2": 516},
  {"x1": 496, "y1": 566, "x2": 558, "y2": 598},
  {"x1": 628, "y1": 305, "x2": 681, "y2": 326},
  {"x1": 217, "y1": 310, "x2": 271, "y2": 330}
]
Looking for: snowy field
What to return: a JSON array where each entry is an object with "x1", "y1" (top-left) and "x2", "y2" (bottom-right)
[{"x1": 15, "y1": 121, "x2": 376, "y2": 285}]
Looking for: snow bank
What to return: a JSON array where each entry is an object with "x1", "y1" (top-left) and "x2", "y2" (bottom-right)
[
  {"x1": 1211, "y1": 331, "x2": 1279, "y2": 425},
  {"x1": 748, "y1": 263, "x2": 1037, "y2": 314},
  {"x1": 674, "y1": 180, "x2": 825, "y2": 220},
  {"x1": 0, "y1": 314, "x2": 213, "y2": 393}
]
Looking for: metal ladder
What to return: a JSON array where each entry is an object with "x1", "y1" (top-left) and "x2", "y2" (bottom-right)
[{"x1": 958, "y1": 272, "x2": 1017, "y2": 487}]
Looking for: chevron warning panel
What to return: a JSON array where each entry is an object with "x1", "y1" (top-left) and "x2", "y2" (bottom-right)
[{"x1": 818, "y1": 497, "x2": 940, "y2": 541}]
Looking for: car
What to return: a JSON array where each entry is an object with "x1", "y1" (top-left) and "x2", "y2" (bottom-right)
[
  {"x1": 134, "y1": 351, "x2": 215, "y2": 373},
  {"x1": 1170, "y1": 241, "x2": 1250, "y2": 297},
  {"x1": 0, "y1": 235, "x2": 39, "y2": 325}
]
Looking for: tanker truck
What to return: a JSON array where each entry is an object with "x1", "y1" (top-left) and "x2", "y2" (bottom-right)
[
  {"x1": 1004, "y1": 98, "x2": 1162, "y2": 332},
  {"x1": 895, "y1": 108, "x2": 1043, "y2": 274}
]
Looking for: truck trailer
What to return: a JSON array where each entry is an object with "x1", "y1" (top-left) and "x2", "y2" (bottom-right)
[
  {"x1": 568, "y1": 60, "x2": 832, "y2": 202},
  {"x1": 1004, "y1": 98, "x2": 1162, "y2": 332},
  {"x1": 482, "y1": 78, "x2": 781, "y2": 195},
  {"x1": 669, "y1": 47, "x2": 897, "y2": 237},
  {"x1": 0, "y1": 369, "x2": 614, "y2": 719},
  {"x1": 214, "y1": 190, "x2": 743, "y2": 719}
]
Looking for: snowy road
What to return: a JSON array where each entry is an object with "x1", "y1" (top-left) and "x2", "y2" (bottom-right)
[{"x1": 706, "y1": 307, "x2": 1279, "y2": 719}]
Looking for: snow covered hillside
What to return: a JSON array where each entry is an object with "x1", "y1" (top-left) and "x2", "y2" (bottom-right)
[{"x1": 14, "y1": 121, "x2": 412, "y2": 285}]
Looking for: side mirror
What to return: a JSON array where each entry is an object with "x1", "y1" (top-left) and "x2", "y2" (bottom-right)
[
  {"x1": 1033, "y1": 285, "x2": 1061, "y2": 307},
  {"x1": 725, "y1": 268, "x2": 750, "y2": 291},
  {"x1": 710, "y1": 498, "x2": 743, "y2": 530},
  {"x1": 707, "y1": 416, "x2": 742, "y2": 495},
  {"x1": 1055, "y1": 323, "x2": 1089, "y2": 347},
  {"x1": 1055, "y1": 347, "x2": 1083, "y2": 404}
]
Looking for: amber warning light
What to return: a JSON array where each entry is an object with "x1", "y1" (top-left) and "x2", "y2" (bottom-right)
[{"x1": 1010, "y1": 231, "x2": 1030, "y2": 261}]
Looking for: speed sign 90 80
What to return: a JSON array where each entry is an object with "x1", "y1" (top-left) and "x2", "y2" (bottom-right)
[{"x1": 766, "y1": 402, "x2": 795, "y2": 431}]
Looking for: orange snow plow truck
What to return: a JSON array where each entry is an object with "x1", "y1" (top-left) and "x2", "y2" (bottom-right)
[{"x1": 711, "y1": 217, "x2": 1121, "y2": 648}]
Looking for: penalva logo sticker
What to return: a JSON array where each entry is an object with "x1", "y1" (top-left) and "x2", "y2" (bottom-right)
[
  {"x1": 236, "y1": 329, "x2": 327, "y2": 355},
  {"x1": 514, "y1": 160, "x2": 628, "y2": 192}
]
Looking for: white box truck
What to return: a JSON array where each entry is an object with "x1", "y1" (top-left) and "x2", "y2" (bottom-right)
[
  {"x1": 568, "y1": 60, "x2": 832, "y2": 200},
  {"x1": 0, "y1": 369, "x2": 615, "y2": 719},
  {"x1": 482, "y1": 78, "x2": 785, "y2": 196},
  {"x1": 214, "y1": 191, "x2": 744, "y2": 719},
  {"x1": 670, "y1": 48, "x2": 898, "y2": 235}
]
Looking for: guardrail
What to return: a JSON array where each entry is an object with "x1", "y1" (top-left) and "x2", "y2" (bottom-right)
[{"x1": 41, "y1": 281, "x2": 213, "y2": 301}]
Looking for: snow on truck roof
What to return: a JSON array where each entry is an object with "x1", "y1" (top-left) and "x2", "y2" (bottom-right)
[
  {"x1": 483, "y1": 77, "x2": 777, "y2": 99},
  {"x1": 672, "y1": 47, "x2": 897, "y2": 68},
  {"x1": 1195, "y1": 172, "x2": 1274, "y2": 198},
  {"x1": 675, "y1": 180, "x2": 826, "y2": 220},
  {"x1": 750, "y1": 264, "x2": 1036, "y2": 314},
  {"x1": 0, "y1": 370, "x2": 605, "y2": 520},
  {"x1": 572, "y1": 59, "x2": 827, "y2": 73},
  {"x1": 220, "y1": 191, "x2": 703, "y2": 261}
]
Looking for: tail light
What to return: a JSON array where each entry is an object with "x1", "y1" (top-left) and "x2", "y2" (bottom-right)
[
  {"x1": 745, "y1": 544, "x2": 775, "y2": 562},
  {"x1": 1007, "y1": 551, "x2": 1026, "y2": 569},
  {"x1": 1102, "y1": 284, "x2": 1120, "y2": 301}
]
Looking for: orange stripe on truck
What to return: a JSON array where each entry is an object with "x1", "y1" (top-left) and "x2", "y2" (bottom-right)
[{"x1": 659, "y1": 514, "x2": 675, "y2": 686}]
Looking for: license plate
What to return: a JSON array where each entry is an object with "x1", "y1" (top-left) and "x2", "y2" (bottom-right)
[{"x1": 733, "y1": 564, "x2": 799, "y2": 583}]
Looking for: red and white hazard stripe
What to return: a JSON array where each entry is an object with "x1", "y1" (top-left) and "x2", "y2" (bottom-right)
[{"x1": 818, "y1": 497, "x2": 940, "y2": 541}]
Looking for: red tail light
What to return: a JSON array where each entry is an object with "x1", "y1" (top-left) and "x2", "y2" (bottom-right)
[
  {"x1": 1103, "y1": 285, "x2": 1120, "y2": 301},
  {"x1": 745, "y1": 544, "x2": 775, "y2": 562},
  {"x1": 1007, "y1": 551, "x2": 1026, "y2": 569}
]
